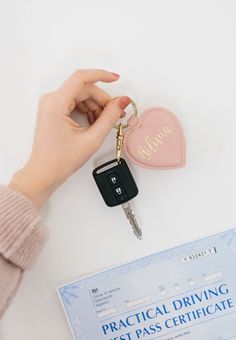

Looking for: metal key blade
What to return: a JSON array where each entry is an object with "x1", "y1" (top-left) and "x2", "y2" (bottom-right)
[{"x1": 122, "y1": 202, "x2": 143, "y2": 240}]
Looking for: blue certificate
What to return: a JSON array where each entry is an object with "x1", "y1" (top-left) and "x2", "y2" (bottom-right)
[{"x1": 58, "y1": 228, "x2": 236, "y2": 340}]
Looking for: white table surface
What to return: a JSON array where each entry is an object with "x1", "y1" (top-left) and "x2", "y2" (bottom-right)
[{"x1": 1, "y1": 1, "x2": 236, "y2": 339}]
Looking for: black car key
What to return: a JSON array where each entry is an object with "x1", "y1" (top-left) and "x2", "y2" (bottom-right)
[
  {"x1": 93, "y1": 158, "x2": 142, "y2": 239},
  {"x1": 93, "y1": 158, "x2": 138, "y2": 207}
]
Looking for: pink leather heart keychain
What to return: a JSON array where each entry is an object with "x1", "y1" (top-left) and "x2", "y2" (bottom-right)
[
  {"x1": 123, "y1": 106, "x2": 186, "y2": 169},
  {"x1": 92, "y1": 98, "x2": 186, "y2": 240}
]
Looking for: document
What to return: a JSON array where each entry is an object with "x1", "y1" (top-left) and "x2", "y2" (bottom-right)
[{"x1": 58, "y1": 228, "x2": 236, "y2": 340}]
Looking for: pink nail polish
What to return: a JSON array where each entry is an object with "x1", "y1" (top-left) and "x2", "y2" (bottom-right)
[
  {"x1": 111, "y1": 72, "x2": 120, "y2": 78},
  {"x1": 119, "y1": 96, "x2": 131, "y2": 109}
]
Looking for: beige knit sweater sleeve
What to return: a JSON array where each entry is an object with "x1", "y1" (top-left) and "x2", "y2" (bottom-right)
[{"x1": 0, "y1": 184, "x2": 48, "y2": 318}]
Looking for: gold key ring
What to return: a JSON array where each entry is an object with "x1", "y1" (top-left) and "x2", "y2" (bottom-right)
[{"x1": 105, "y1": 96, "x2": 138, "y2": 129}]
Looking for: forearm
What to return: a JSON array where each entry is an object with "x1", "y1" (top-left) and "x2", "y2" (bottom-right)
[{"x1": 8, "y1": 161, "x2": 60, "y2": 209}]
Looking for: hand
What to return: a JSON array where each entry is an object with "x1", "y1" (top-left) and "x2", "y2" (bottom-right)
[{"x1": 9, "y1": 69, "x2": 131, "y2": 208}]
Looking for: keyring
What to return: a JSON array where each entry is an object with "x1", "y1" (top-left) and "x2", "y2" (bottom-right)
[{"x1": 105, "y1": 96, "x2": 138, "y2": 129}]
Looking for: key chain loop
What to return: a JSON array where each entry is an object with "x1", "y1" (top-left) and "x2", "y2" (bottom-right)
[
  {"x1": 105, "y1": 96, "x2": 138, "y2": 129},
  {"x1": 116, "y1": 123, "x2": 124, "y2": 163}
]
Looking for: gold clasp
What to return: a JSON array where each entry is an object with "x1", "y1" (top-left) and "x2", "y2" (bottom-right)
[
  {"x1": 105, "y1": 96, "x2": 138, "y2": 161},
  {"x1": 116, "y1": 123, "x2": 124, "y2": 162},
  {"x1": 105, "y1": 96, "x2": 138, "y2": 129}
]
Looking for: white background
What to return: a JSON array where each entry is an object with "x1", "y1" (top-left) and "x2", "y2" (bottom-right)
[{"x1": 1, "y1": 1, "x2": 236, "y2": 339}]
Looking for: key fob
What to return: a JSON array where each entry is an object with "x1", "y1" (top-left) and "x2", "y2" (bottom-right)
[{"x1": 93, "y1": 158, "x2": 138, "y2": 207}]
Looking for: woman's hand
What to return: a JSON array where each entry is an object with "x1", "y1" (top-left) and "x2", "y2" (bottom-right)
[{"x1": 9, "y1": 69, "x2": 131, "y2": 208}]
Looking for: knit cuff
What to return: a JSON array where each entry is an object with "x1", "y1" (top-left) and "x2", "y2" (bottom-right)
[{"x1": 0, "y1": 184, "x2": 48, "y2": 270}]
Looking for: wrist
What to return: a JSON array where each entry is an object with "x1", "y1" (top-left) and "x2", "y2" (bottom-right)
[{"x1": 8, "y1": 163, "x2": 59, "y2": 209}]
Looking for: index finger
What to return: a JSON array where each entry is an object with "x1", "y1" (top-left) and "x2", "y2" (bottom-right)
[{"x1": 58, "y1": 69, "x2": 120, "y2": 100}]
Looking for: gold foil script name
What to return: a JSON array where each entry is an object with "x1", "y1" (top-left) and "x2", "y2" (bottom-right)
[{"x1": 137, "y1": 126, "x2": 172, "y2": 160}]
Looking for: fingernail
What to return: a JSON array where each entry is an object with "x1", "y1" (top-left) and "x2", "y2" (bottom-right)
[
  {"x1": 111, "y1": 72, "x2": 120, "y2": 78},
  {"x1": 119, "y1": 96, "x2": 131, "y2": 109}
]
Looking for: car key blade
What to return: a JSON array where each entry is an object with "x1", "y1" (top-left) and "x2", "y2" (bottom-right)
[{"x1": 122, "y1": 202, "x2": 142, "y2": 240}]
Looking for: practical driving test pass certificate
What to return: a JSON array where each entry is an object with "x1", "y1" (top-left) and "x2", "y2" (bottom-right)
[{"x1": 57, "y1": 228, "x2": 236, "y2": 340}]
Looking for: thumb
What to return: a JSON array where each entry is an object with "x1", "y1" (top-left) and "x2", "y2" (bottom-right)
[{"x1": 87, "y1": 96, "x2": 131, "y2": 142}]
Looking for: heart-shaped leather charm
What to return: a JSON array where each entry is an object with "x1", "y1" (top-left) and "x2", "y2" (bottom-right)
[{"x1": 123, "y1": 107, "x2": 186, "y2": 169}]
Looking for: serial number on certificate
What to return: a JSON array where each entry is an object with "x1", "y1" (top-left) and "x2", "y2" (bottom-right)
[{"x1": 181, "y1": 246, "x2": 217, "y2": 263}]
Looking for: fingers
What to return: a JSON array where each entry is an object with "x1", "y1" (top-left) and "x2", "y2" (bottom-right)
[
  {"x1": 78, "y1": 99, "x2": 102, "y2": 125},
  {"x1": 58, "y1": 69, "x2": 119, "y2": 101},
  {"x1": 93, "y1": 107, "x2": 102, "y2": 120},
  {"x1": 77, "y1": 84, "x2": 114, "y2": 125},
  {"x1": 78, "y1": 102, "x2": 89, "y2": 114},
  {"x1": 86, "y1": 96, "x2": 131, "y2": 143},
  {"x1": 75, "y1": 83, "x2": 111, "y2": 107},
  {"x1": 77, "y1": 69, "x2": 120, "y2": 84},
  {"x1": 84, "y1": 99, "x2": 100, "y2": 112},
  {"x1": 87, "y1": 111, "x2": 95, "y2": 125},
  {"x1": 80, "y1": 96, "x2": 125, "y2": 121},
  {"x1": 84, "y1": 99, "x2": 100, "y2": 124}
]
